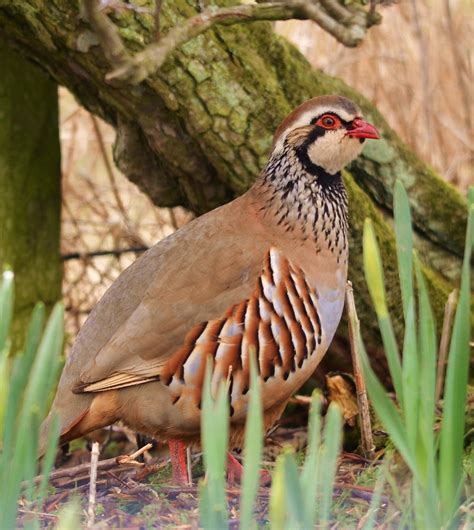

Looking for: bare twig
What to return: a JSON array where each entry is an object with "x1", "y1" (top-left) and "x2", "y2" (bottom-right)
[
  {"x1": 82, "y1": 0, "x2": 130, "y2": 69},
  {"x1": 319, "y1": 0, "x2": 353, "y2": 24},
  {"x1": 87, "y1": 442, "x2": 100, "y2": 528},
  {"x1": 168, "y1": 208, "x2": 179, "y2": 231},
  {"x1": 89, "y1": 119, "x2": 127, "y2": 219},
  {"x1": 289, "y1": 394, "x2": 313, "y2": 406},
  {"x1": 104, "y1": 470, "x2": 158, "y2": 501},
  {"x1": 89, "y1": 115, "x2": 147, "y2": 247},
  {"x1": 186, "y1": 446, "x2": 193, "y2": 486},
  {"x1": 90, "y1": 115, "x2": 127, "y2": 219},
  {"x1": 346, "y1": 281, "x2": 375, "y2": 459},
  {"x1": 118, "y1": 442, "x2": 153, "y2": 463},
  {"x1": 82, "y1": 0, "x2": 380, "y2": 84},
  {"x1": 61, "y1": 246, "x2": 149, "y2": 261},
  {"x1": 26, "y1": 444, "x2": 154, "y2": 488},
  {"x1": 435, "y1": 289, "x2": 458, "y2": 402},
  {"x1": 17, "y1": 509, "x2": 59, "y2": 521}
]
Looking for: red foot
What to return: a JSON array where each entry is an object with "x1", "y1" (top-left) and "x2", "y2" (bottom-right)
[
  {"x1": 226, "y1": 452, "x2": 271, "y2": 486},
  {"x1": 168, "y1": 440, "x2": 189, "y2": 485}
]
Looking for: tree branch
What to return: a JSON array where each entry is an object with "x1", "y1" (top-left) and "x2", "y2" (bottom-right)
[
  {"x1": 83, "y1": 0, "x2": 381, "y2": 84},
  {"x1": 82, "y1": 0, "x2": 131, "y2": 69},
  {"x1": 61, "y1": 246, "x2": 148, "y2": 261}
]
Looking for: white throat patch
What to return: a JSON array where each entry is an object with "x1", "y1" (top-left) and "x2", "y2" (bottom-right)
[{"x1": 306, "y1": 129, "x2": 365, "y2": 175}]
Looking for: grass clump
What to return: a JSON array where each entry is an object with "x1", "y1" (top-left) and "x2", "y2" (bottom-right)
[
  {"x1": 359, "y1": 181, "x2": 473, "y2": 528},
  {"x1": 0, "y1": 271, "x2": 64, "y2": 529},
  {"x1": 199, "y1": 354, "x2": 343, "y2": 530}
]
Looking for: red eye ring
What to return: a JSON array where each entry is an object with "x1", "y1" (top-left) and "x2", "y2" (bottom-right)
[{"x1": 316, "y1": 114, "x2": 341, "y2": 129}]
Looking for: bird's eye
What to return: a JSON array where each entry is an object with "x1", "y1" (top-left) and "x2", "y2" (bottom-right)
[
  {"x1": 322, "y1": 116, "x2": 335, "y2": 127},
  {"x1": 315, "y1": 114, "x2": 340, "y2": 129}
]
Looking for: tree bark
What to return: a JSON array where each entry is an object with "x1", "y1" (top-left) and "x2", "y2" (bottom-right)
[
  {"x1": 0, "y1": 1, "x2": 469, "y2": 376},
  {"x1": 0, "y1": 42, "x2": 62, "y2": 346}
]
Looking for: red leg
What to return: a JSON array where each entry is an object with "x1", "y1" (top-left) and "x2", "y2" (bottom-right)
[
  {"x1": 227, "y1": 452, "x2": 244, "y2": 484},
  {"x1": 168, "y1": 440, "x2": 189, "y2": 485},
  {"x1": 226, "y1": 452, "x2": 271, "y2": 486}
]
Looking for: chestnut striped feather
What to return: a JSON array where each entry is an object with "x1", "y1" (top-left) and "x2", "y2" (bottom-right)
[{"x1": 162, "y1": 247, "x2": 322, "y2": 409}]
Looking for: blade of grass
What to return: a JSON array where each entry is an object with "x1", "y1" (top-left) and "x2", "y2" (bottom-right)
[
  {"x1": 414, "y1": 256, "x2": 437, "y2": 490},
  {"x1": 363, "y1": 219, "x2": 403, "y2": 400},
  {"x1": 198, "y1": 479, "x2": 213, "y2": 530},
  {"x1": 0, "y1": 304, "x2": 46, "y2": 524},
  {"x1": 23, "y1": 412, "x2": 42, "y2": 502},
  {"x1": 438, "y1": 189, "x2": 473, "y2": 521},
  {"x1": 394, "y1": 179, "x2": 419, "y2": 453},
  {"x1": 199, "y1": 358, "x2": 229, "y2": 530},
  {"x1": 239, "y1": 350, "x2": 263, "y2": 530},
  {"x1": 393, "y1": 180, "x2": 414, "y2": 321},
  {"x1": 0, "y1": 270, "x2": 14, "y2": 351},
  {"x1": 21, "y1": 303, "x2": 64, "y2": 421},
  {"x1": 361, "y1": 463, "x2": 387, "y2": 530},
  {"x1": 55, "y1": 498, "x2": 81, "y2": 530},
  {"x1": 18, "y1": 303, "x2": 64, "y2": 500},
  {"x1": 359, "y1": 337, "x2": 417, "y2": 475},
  {"x1": 0, "y1": 347, "x2": 8, "y2": 441},
  {"x1": 382, "y1": 456, "x2": 407, "y2": 521},
  {"x1": 400, "y1": 301, "x2": 418, "y2": 453},
  {"x1": 282, "y1": 450, "x2": 306, "y2": 529},
  {"x1": 269, "y1": 452, "x2": 287, "y2": 530},
  {"x1": 2, "y1": 304, "x2": 45, "y2": 465},
  {"x1": 35, "y1": 413, "x2": 60, "y2": 507},
  {"x1": 300, "y1": 392, "x2": 322, "y2": 528},
  {"x1": 317, "y1": 403, "x2": 342, "y2": 529},
  {"x1": 0, "y1": 302, "x2": 63, "y2": 530}
]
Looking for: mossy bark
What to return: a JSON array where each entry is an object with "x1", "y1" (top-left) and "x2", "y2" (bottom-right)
[
  {"x1": 0, "y1": 1, "x2": 469, "y2": 377},
  {"x1": 0, "y1": 43, "x2": 62, "y2": 347}
]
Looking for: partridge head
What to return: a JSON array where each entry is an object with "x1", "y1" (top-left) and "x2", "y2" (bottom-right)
[
  {"x1": 273, "y1": 94, "x2": 379, "y2": 175},
  {"x1": 40, "y1": 95, "x2": 379, "y2": 482}
]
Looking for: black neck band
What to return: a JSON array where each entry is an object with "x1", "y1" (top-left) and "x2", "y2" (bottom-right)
[
  {"x1": 291, "y1": 127, "x2": 340, "y2": 186},
  {"x1": 295, "y1": 148, "x2": 341, "y2": 189}
]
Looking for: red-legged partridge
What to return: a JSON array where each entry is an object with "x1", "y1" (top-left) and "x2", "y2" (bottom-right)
[{"x1": 40, "y1": 95, "x2": 379, "y2": 482}]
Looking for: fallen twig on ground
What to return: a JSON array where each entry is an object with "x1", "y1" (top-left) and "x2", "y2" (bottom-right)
[{"x1": 26, "y1": 443, "x2": 155, "y2": 489}]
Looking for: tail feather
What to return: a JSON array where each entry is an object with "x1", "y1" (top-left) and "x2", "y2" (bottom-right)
[{"x1": 39, "y1": 391, "x2": 119, "y2": 457}]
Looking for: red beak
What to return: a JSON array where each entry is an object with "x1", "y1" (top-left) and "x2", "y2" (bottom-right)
[{"x1": 347, "y1": 118, "x2": 380, "y2": 140}]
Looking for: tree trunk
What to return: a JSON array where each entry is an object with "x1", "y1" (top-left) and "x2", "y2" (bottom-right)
[
  {"x1": 0, "y1": 43, "x2": 62, "y2": 347},
  {"x1": 0, "y1": 1, "x2": 469, "y2": 377}
]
